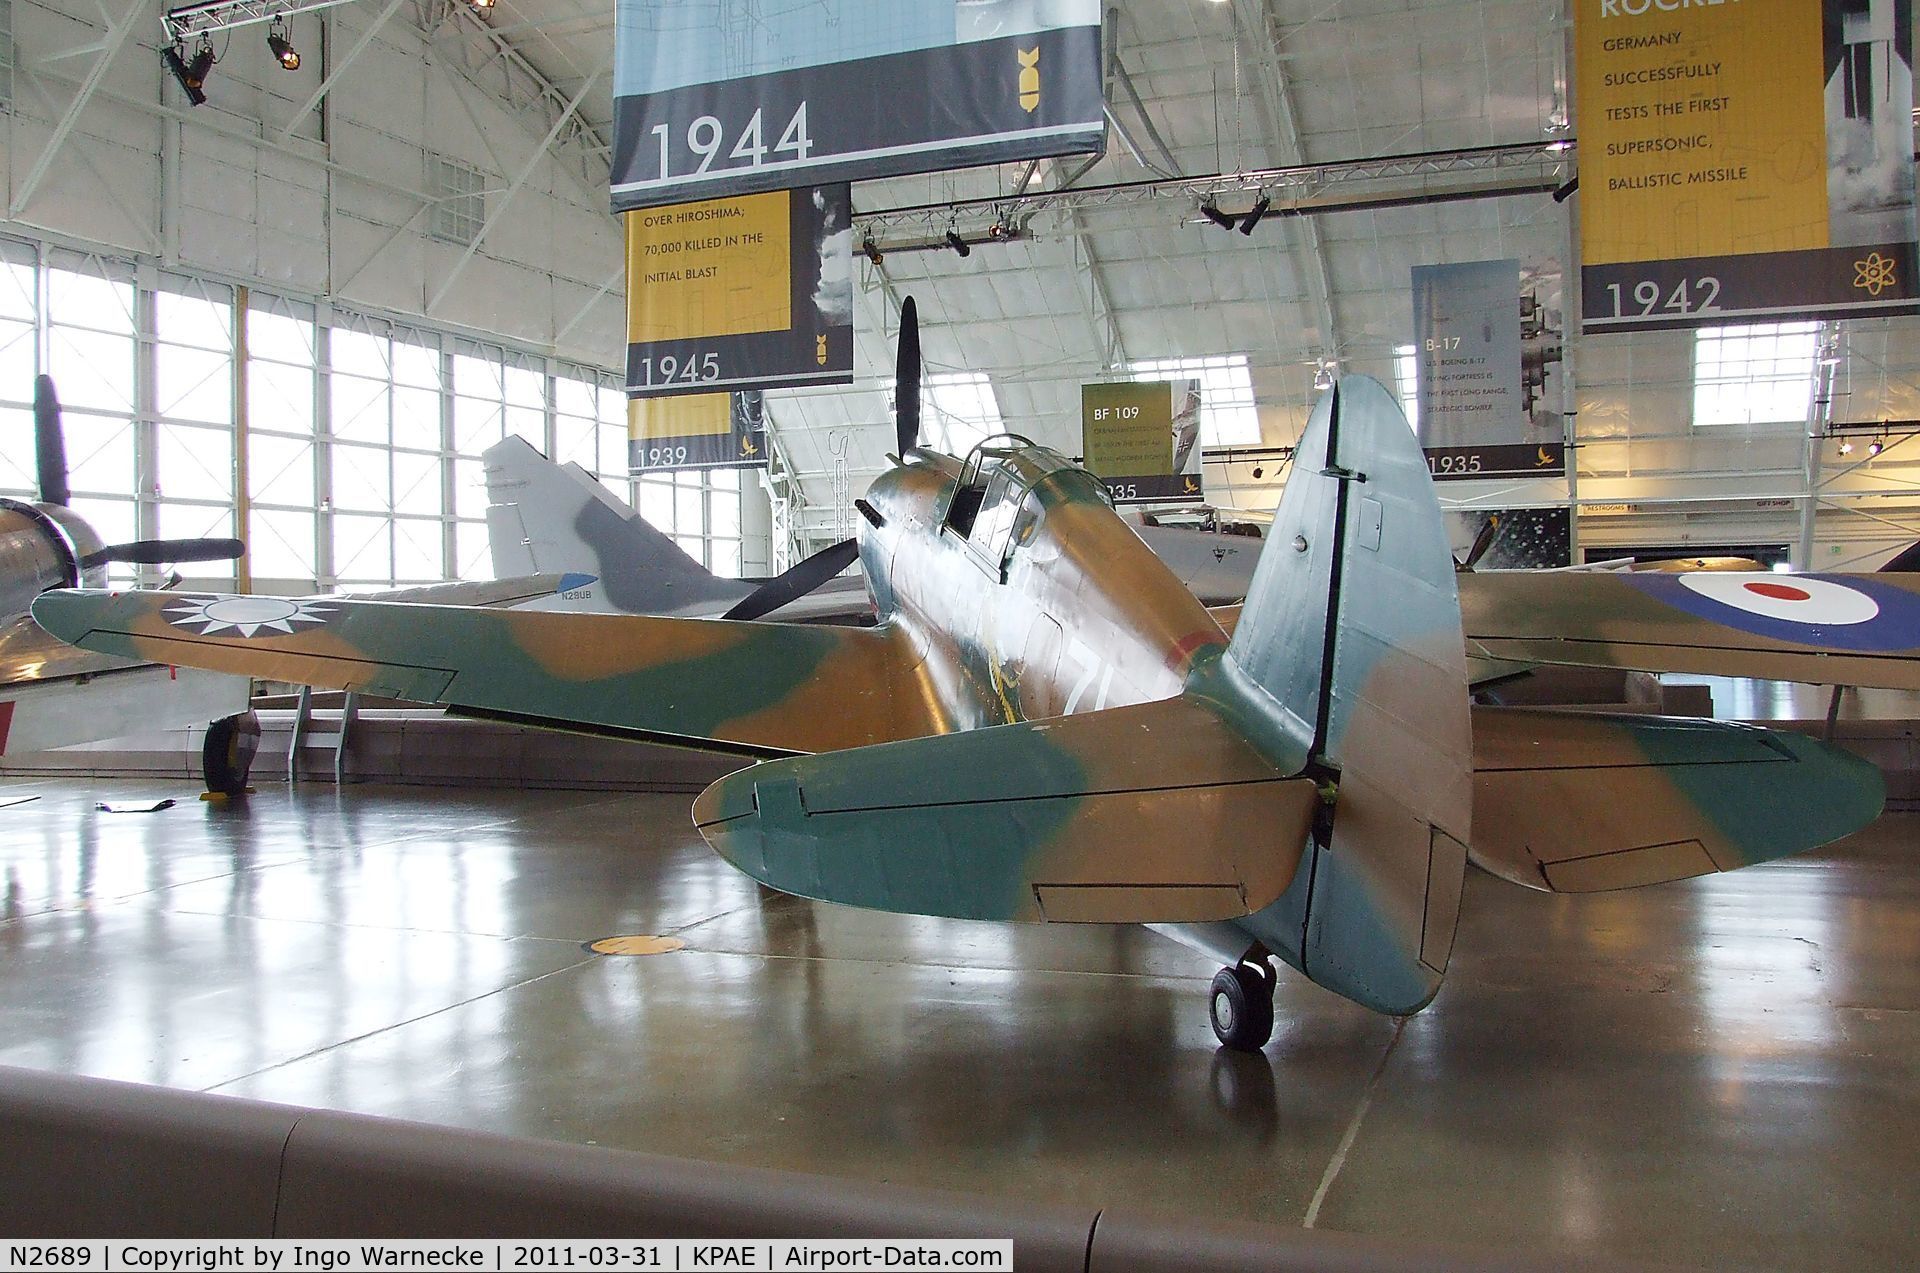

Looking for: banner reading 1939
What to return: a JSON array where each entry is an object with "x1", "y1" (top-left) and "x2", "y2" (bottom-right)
[
  {"x1": 628, "y1": 391, "x2": 768, "y2": 473},
  {"x1": 1576, "y1": 0, "x2": 1920, "y2": 330},
  {"x1": 611, "y1": 0, "x2": 1105, "y2": 211},
  {"x1": 625, "y1": 184, "x2": 852, "y2": 398}
]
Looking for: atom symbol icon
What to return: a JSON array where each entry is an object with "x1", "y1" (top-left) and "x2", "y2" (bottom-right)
[{"x1": 1853, "y1": 251, "x2": 1900, "y2": 297}]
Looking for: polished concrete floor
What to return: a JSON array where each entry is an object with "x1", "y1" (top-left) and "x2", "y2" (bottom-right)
[{"x1": 1, "y1": 776, "x2": 1916, "y2": 1270}]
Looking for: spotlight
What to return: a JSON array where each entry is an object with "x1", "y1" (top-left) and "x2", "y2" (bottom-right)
[
  {"x1": 1251, "y1": 465, "x2": 1264, "y2": 479},
  {"x1": 468, "y1": 0, "x2": 496, "y2": 10},
  {"x1": 1312, "y1": 359, "x2": 1336, "y2": 391},
  {"x1": 1839, "y1": 440, "x2": 1855, "y2": 456},
  {"x1": 1869, "y1": 437, "x2": 1885, "y2": 457},
  {"x1": 945, "y1": 230, "x2": 971, "y2": 258},
  {"x1": 987, "y1": 219, "x2": 1009, "y2": 240},
  {"x1": 165, "y1": 40, "x2": 214, "y2": 106},
  {"x1": 267, "y1": 20, "x2": 300, "y2": 71},
  {"x1": 862, "y1": 237, "x2": 884, "y2": 266},
  {"x1": 1552, "y1": 176, "x2": 1579, "y2": 203},
  {"x1": 1200, "y1": 202, "x2": 1236, "y2": 230},
  {"x1": 1238, "y1": 195, "x2": 1271, "y2": 235}
]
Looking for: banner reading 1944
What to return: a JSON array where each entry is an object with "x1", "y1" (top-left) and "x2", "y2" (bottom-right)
[{"x1": 1576, "y1": 0, "x2": 1920, "y2": 330}]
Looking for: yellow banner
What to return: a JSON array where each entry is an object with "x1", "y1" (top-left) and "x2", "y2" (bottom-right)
[
  {"x1": 1575, "y1": 0, "x2": 1827, "y2": 265},
  {"x1": 625, "y1": 192, "x2": 792, "y2": 342},
  {"x1": 628, "y1": 393, "x2": 732, "y2": 441}
]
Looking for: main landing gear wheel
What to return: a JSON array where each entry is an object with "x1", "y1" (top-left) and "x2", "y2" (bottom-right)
[{"x1": 1209, "y1": 962, "x2": 1275, "y2": 1052}]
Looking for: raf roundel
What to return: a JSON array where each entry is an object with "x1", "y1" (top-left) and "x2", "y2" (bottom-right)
[
  {"x1": 1627, "y1": 570, "x2": 1920, "y2": 653},
  {"x1": 1675, "y1": 573, "x2": 1880, "y2": 626},
  {"x1": 164, "y1": 595, "x2": 335, "y2": 638}
]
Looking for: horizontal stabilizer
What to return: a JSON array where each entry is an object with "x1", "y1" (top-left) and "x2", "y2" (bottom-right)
[
  {"x1": 1462, "y1": 570, "x2": 1920, "y2": 690},
  {"x1": 692, "y1": 696, "x2": 1319, "y2": 923},
  {"x1": 1472, "y1": 706, "x2": 1883, "y2": 891}
]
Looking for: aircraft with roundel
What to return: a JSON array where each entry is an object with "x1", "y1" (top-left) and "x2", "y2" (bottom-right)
[{"x1": 29, "y1": 301, "x2": 1909, "y2": 1049}]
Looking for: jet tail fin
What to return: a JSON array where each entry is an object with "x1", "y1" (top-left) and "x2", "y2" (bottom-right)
[
  {"x1": 1199, "y1": 376, "x2": 1472, "y2": 1015},
  {"x1": 481, "y1": 436, "x2": 744, "y2": 615}
]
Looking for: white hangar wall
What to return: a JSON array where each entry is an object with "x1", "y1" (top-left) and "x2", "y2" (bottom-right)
[{"x1": 2, "y1": 1, "x2": 624, "y2": 368}]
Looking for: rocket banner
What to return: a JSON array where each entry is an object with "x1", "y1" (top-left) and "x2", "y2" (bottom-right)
[
  {"x1": 624, "y1": 185, "x2": 853, "y2": 399},
  {"x1": 628, "y1": 391, "x2": 769, "y2": 473},
  {"x1": 610, "y1": 1, "x2": 1105, "y2": 211},
  {"x1": 1575, "y1": 0, "x2": 1920, "y2": 330}
]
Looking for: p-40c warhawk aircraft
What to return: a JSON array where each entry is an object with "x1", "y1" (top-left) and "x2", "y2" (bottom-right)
[{"x1": 31, "y1": 305, "x2": 1906, "y2": 1048}]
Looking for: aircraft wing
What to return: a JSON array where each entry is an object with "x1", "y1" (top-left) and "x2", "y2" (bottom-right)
[
  {"x1": 32, "y1": 589, "x2": 944, "y2": 756},
  {"x1": 0, "y1": 615, "x2": 139, "y2": 684},
  {"x1": 1471, "y1": 706, "x2": 1882, "y2": 891},
  {"x1": 692, "y1": 695, "x2": 1320, "y2": 923},
  {"x1": 1460, "y1": 570, "x2": 1920, "y2": 689}
]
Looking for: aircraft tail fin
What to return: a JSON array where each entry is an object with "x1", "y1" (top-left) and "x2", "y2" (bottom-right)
[
  {"x1": 481, "y1": 436, "x2": 744, "y2": 615},
  {"x1": 1199, "y1": 376, "x2": 1472, "y2": 1015}
]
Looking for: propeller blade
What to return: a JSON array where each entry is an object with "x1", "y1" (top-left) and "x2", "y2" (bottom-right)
[
  {"x1": 1458, "y1": 514, "x2": 1501, "y2": 572},
  {"x1": 721, "y1": 538, "x2": 860, "y2": 622},
  {"x1": 895, "y1": 296, "x2": 920, "y2": 457},
  {"x1": 32, "y1": 375, "x2": 70, "y2": 507},
  {"x1": 83, "y1": 537, "x2": 246, "y2": 567}
]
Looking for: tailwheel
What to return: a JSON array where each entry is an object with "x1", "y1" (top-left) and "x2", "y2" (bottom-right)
[{"x1": 1209, "y1": 961, "x2": 1274, "y2": 1052}]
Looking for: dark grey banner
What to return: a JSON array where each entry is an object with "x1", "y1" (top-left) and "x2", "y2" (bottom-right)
[
  {"x1": 1581, "y1": 242, "x2": 1920, "y2": 331},
  {"x1": 611, "y1": 27, "x2": 1105, "y2": 210}
]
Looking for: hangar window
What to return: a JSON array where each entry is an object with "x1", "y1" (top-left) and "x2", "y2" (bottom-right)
[
  {"x1": 921, "y1": 371, "x2": 1002, "y2": 455},
  {"x1": 1393, "y1": 344, "x2": 1420, "y2": 434},
  {"x1": 636, "y1": 467, "x2": 744, "y2": 578},
  {"x1": 428, "y1": 157, "x2": 487, "y2": 246},
  {"x1": 1693, "y1": 321, "x2": 1820, "y2": 426},
  {"x1": 1127, "y1": 354, "x2": 1259, "y2": 445}
]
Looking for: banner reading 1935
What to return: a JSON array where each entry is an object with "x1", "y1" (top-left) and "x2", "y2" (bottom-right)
[
  {"x1": 625, "y1": 184, "x2": 852, "y2": 398},
  {"x1": 1576, "y1": 0, "x2": 1920, "y2": 330},
  {"x1": 1080, "y1": 380, "x2": 1204, "y2": 505},
  {"x1": 610, "y1": 0, "x2": 1105, "y2": 211}
]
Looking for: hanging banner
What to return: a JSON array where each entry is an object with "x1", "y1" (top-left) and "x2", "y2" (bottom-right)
[
  {"x1": 1575, "y1": 0, "x2": 1920, "y2": 330},
  {"x1": 1414, "y1": 259, "x2": 1562, "y2": 479},
  {"x1": 628, "y1": 390, "x2": 768, "y2": 473},
  {"x1": 626, "y1": 184, "x2": 853, "y2": 398},
  {"x1": 610, "y1": 0, "x2": 1105, "y2": 211},
  {"x1": 1080, "y1": 380, "x2": 1204, "y2": 504}
]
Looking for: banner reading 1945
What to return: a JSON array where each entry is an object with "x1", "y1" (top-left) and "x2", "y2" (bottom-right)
[
  {"x1": 625, "y1": 184, "x2": 852, "y2": 398},
  {"x1": 1576, "y1": 0, "x2": 1920, "y2": 330},
  {"x1": 610, "y1": 0, "x2": 1105, "y2": 211}
]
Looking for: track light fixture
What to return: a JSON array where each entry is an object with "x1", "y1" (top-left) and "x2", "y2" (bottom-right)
[
  {"x1": 862, "y1": 237, "x2": 884, "y2": 266},
  {"x1": 1552, "y1": 176, "x2": 1579, "y2": 204},
  {"x1": 267, "y1": 19, "x2": 300, "y2": 71},
  {"x1": 1238, "y1": 195, "x2": 1271, "y2": 235},
  {"x1": 165, "y1": 38, "x2": 214, "y2": 106},
  {"x1": 469, "y1": 0, "x2": 497, "y2": 10},
  {"x1": 1200, "y1": 201, "x2": 1236, "y2": 230},
  {"x1": 1869, "y1": 436, "x2": 1886, "y2": 457},
  {"x1": 1839, "y1": 440, "x2": 1855, "y2": 456},
  {"x1": 945, "y1": 229, "x2": 971, "y2": 258}
]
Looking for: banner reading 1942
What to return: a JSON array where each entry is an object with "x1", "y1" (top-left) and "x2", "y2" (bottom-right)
[
  {"x1": 1080, "y1": 380, "x2": 1204, "y2": 505},
  {"x1": 611, "y1": 0, "x2": 1105, "y2": 211},
  {"x1": 1576, "y1": 0, "x2": 1920, "y2": 330},
  {"x1": 625, "y1": 184, "x2": 852, "y2": 398}
]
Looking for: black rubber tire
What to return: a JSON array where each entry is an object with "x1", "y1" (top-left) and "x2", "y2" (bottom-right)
[
  {"x1": 202, "y1": 711, "x2": 261, "y2": 797},
  {"x1": 1209, "y1": 964, "x2": 1275, "y2": 1052}
]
